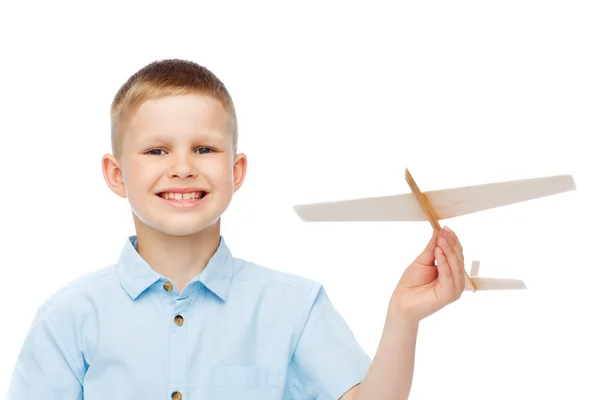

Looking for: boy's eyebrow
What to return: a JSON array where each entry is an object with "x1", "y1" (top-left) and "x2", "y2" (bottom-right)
[{"x1": 139, "y1": 131, "x2": 228, "y2": 144}]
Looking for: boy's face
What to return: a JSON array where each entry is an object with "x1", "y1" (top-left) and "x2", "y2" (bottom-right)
[{"x1": 102, "y1": 93, "x2": 246, "y2": 237}]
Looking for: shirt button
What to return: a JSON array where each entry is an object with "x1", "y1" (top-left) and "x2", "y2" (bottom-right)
[
  {"x1": 171, "y1": 391, "x2": 182, "y2": 400},
  {"x1": 163, "y1": 282, "x2": 173, "y2": 292},
  {"x1": 174, "y1": 315, "x2": 184, "y2": 326}
]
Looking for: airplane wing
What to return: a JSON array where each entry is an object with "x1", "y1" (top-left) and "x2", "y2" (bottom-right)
[{"x1": 293, "y1": 174, "x2": 576, "y2": 222}]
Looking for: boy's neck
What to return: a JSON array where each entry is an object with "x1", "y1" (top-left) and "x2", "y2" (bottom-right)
[{"x1": 133, "y1": 218, "x2": 222, "y2": 293}]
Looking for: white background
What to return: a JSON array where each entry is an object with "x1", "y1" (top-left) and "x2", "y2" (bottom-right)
[{"x1": 1, "y1": 1, "x2": 598, "y2": 399}]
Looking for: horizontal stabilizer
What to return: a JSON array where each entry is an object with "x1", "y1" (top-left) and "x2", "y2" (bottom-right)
[{"x1": 466, "y1": 278, "x2": 527, "y2": 291}]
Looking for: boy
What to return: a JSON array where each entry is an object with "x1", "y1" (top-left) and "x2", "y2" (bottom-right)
[{"x1": 7, "y1": 59, "x2": 466, "y2": 400}]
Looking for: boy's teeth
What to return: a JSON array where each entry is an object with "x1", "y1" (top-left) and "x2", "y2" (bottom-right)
[{"x1": 161, "y1": 192, "x2": 203, "y2": 200}]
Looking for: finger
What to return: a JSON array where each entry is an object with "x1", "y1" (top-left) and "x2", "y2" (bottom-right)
[
  {"x1": 444, "y1": 227, "x2": 465, "y2": 292},
  {"x1": 414, "y1": 229, "x2": 440, "y2": 265},
  {"x1": 443, "y1": 226, "x2": 463, "y2": 262},
  {"x1": 434, "y1": 245, "x2": 455, "y2": 296},
  {"x1": 439, "y1": 233, "x2": 465, "y2": 293}
]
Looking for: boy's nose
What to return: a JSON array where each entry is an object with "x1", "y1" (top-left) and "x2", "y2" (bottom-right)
[{"x1": 168, "y1": 155, "x2": 198, "y2": 178}]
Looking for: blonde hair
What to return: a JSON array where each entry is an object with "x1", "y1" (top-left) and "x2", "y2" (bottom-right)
[{"x1": 110, "y1": 59, "x2": 237, "y2": 160}]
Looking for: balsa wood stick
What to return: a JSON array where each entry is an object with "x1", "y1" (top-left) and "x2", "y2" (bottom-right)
[
  {"x1": 405, "y1": 168, "x2": 477, "y2": 292},
  {"x1": 404, "y1": 169, "x2": 442, "y2": 230}
]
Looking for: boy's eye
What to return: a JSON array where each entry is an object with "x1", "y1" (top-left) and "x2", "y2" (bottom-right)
[
  {"x1": 196, "y1": 147, "x2": 213, "y2": 154},
  {"x1": 147, "y1": 148, "x2": 165, "y2": 155}
]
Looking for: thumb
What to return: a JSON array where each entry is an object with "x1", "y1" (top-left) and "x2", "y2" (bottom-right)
[{"x1": 413, "y1": 229, "x2": 440, "y2": 265}]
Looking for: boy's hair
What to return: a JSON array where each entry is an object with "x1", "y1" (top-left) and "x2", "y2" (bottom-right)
[{"x1": 110, "y1": 59, "x2": 237, "y2": 160}]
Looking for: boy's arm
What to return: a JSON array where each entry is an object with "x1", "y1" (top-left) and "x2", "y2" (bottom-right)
[
  {"x1": 340, "y1": 312, "x2": 418, "y2": 400},
  {"x1": 342, "y1": 227, "x2": 466, "y2": 400},
  {"x1": 7, "y1": 304, "x2": 84, "y2": 399}
]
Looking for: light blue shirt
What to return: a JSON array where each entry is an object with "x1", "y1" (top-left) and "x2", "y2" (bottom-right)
[{"x1": 8, "y1": 235, "x2": 372, "y2": 399}]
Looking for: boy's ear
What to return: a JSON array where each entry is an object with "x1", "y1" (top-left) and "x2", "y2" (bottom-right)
[
  {"x1": 233, "y1": 152, "x2": 247, "y2": 193},
  {"x1": 102, "y1": 154, "x2": 127, "y2": 198}
]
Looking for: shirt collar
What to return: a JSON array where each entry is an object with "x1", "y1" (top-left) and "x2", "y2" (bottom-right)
[{"x1": 115, "y1": 235, "x2": 234, "y2": 301}]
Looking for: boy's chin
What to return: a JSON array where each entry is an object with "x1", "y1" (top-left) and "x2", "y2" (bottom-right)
[
  {"x1": 135, "y1": 216, "x2": 222, "y2": 238},
  {"x1": 152, "y1": 221, "x2": 217, "y2": 237}
]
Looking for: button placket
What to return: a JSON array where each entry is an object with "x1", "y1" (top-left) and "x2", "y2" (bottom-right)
[{"x1": 168, "y1": 295, "x2": 190, "y2": 399}]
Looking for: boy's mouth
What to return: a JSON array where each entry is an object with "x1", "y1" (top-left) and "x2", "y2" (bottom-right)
[{"x1": 156, "y1": 191, "x2": 208, "y2": 201}]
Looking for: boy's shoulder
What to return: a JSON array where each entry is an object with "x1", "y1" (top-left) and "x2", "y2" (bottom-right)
[
  {"x1": 234, "y1": 257, "x2": 320, "y2": 293},
  {"x1": 40, "y1": 265, "x2": 120, "y2": 311}
]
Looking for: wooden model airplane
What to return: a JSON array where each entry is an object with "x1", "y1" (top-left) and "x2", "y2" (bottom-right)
[{"x1": 293, "y1": 168, "x2": 576, "y2": 292}]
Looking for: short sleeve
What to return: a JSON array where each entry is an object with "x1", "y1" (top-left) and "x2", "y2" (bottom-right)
[
  {"x1": 287, "y1": 283, "x2": 372, "y2": 400},
  {"x1": 7, "y1": 304, "x2": 84, "y2": 400}
]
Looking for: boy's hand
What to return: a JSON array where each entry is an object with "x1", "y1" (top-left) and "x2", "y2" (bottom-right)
[{"x1": 388, "y1": 226, "x2": 465, "y2": 323}]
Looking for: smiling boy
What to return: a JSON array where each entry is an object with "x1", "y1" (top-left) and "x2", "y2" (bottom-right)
[{"x1": 8, "y1": 59, "x2": 466, "y2": 400}]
